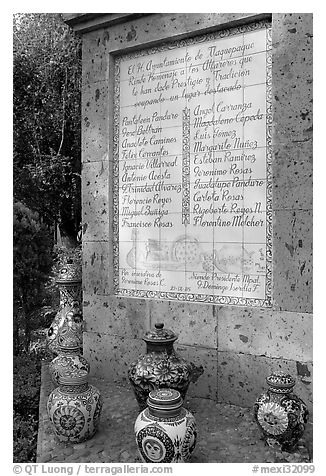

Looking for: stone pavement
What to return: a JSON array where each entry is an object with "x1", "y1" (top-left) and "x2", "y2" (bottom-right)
[{"x1": 37, "y1": 364, "x2": 313, "y2": 464}]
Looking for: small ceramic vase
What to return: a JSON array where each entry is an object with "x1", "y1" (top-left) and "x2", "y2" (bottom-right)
[
  {"x1": 254, "y1": 371, "x2": 309, "y2": 451},
  {"x1": 135, "y1": 388, "x2": 197, "y2": 463},
  {"x1": 49, "y1": 324, "x2": 90, "y2": 385},
  {"x1": 129, "y1": 323, "x2": 197, "y2": 410},
  {"x1": 47, "y1": 370, "x2": 102, "y2": 443},
  {"x1": 47, "y1": 261, "x2": 83, "y2": 354}
]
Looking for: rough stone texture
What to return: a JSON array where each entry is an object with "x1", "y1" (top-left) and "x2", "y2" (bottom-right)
[
  {"x1": 37, "y1": 365, "x2": 313, "y2": 464},
  {"x1": 217, "y1": 352, "x2": 313, "y2": 413},
  {"x1": 82, "y1": 82, "x2": 109, "y2": 164},
  {"x1": 176, "y1": 344, "x2": 218, "y2": 400},
  {"x1": 82, "y1": 33, "x2": 110, "y2": 87},
  {"x1": 83, "y1": 294, "x2": 150, "y2": 338},
  {"x1": 272, "y1": 13, "x2": 313, "y2": 314},
  {"x1": 148, "y1": 300, "x2": 217, "y2": 348},
  {"x1": 273, "y1": 141, "x2": 312, "y2": 211},
  {"x1": 82, "y1": 161, "x2": 109, "y2": 241},
  {"x1": 74, "y1": 13, "x2": 313, "y2": 411},
  {"x1": 272, "y1": 14, "x2": 313, "y2": 145},
  {"x1": 84, "y1": 332, "x2": 144, "y2": 386},
  {"x1": 217, "y1": 307, "x2": 312, "y2": 361},
  {"x1": 83, "y1": 241, "x2": 111, "y2": 295},
  {"x1": 273, "y1": 210, "x2": 313, "y2": 313}
]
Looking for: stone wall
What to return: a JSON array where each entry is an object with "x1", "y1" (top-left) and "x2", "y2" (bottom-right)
[{"x1": 68, "y1": 13, "x2": 313, "y2": 411}]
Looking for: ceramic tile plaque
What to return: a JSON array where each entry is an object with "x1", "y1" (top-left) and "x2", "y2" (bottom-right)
[{"x1": 113, "y1": 20, "x2": 272, "y2": 306}]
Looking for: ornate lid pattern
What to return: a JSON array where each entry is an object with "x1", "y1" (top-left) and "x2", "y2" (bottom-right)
[
  {"x1": 143, "y1": 323, "x2": 178, "y2": 344},
  {"x1": 266, "y1": 371, "x2": 295, "y2": 391},
  {"x1": 147, "y1": 388, "x2": 183, "y2": 417}
]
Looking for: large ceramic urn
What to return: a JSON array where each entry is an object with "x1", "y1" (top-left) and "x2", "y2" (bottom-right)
[
  {"x1": 47, "y1": 369, "x2": 102, "y2": 444},
  {"x1": 254, "y1": 371, "x2": 309, "y2": 452},
  {"x1": 47, "y1": 260, "x2": 83, "y2": 354},
  {"x1": 128, "y1": 322, "x2": 194, "y2": 410},
  {"x1": 135, "y1": 388, "x2": 197, "y2": 463},
  {"x1": 49, "y1": 323, "x2": 90, "y2": 385}
]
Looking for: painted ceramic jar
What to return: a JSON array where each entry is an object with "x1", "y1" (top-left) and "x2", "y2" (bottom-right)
[
  {"x1": 47, "y1": 261, "x2": 83, "y2": 354},
  {"x1": 135, "y1": 388, "x2": 197, "y2": 463},
  {"x1": 128, "y1": 323, "x2": 194, "y2": 410},
  {"x1": 56, "y1": 261, "x2": 82, "y2": 308},
  {"x1": 254, "y1": 371, "x2": 309, "y2": 451},
  {"x1": 47, "y1": 370, "x2": 103, "y2": 443},
  {"x1": 49, "y1": 324, "x2": 90, "y2": 385}
]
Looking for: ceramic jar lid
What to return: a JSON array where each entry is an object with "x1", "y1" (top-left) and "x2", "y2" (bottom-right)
[
  {"x1": 266, "y1": 371, "x2": 295, "y2": 392},
  {"x1": 147, "y1": 388, "x2": 183, "y2": 418},
  {"x1": 143, "y1": 323, "x2": 178, "y2": 344}
]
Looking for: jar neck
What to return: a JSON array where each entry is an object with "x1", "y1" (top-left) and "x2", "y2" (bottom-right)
[
  {"x1": 148, "y1": 405, "x2": 182, "y2": 419},
  {"x1": 59, "y1": 382, "x2": 89, "y2": 394},
  {"x1": 58, "y1": 283, "x2": 82, "y2": 307},
  {"x1": 59, "y1": 347, "x2": 80, "y2": 355},
  {"x1": 146, "y1": 342, "x2": 174, "y2": 354},
  {"x1": 268, "y1": 386, "x2": 293, "y2": 395}
]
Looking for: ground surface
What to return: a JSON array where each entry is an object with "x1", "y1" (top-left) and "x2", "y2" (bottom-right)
[{"x1": 37, "y1": 364, "x2": 312, "y2": 464}]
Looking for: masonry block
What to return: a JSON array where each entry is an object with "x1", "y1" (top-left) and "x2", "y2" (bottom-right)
[
  {"x1": 148, "y1": 300, "x2": 217, "y2": 348},
  {"x1": 83, "y1": 293, "x2": 150, "y2": 339},
  {"x1": 83, "y1": 241, "x2": 110, "y2": 295},
  {"x1": 84, "y1": 331, "x2": 144, "y2": 385},
  {"x1": 272, "y1": 14, "x2": 313, "y2": 145},
  {"x1": 176, "y1": 344, "x2": 218, "y2": 400},
  {"x1": 273, "y1": 140, "x2": 312, "y2": 211},
  {"x1": 273, "y1": 210, "x2": 313, "y2": 313},
  {"x1": 82, "y1": 161, "x2": 109, "y2": 241},
  {"x1": 217, "y1": 306, "x2": 312, "y2": 361}
]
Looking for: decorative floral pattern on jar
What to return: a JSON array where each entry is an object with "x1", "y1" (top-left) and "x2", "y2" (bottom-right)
[
  {"x1": 47, "y1": 372, "x2": 103, "y2": 444},
  {"x1": 254, "y1": 371, "x2": 309, "y2": 452},
  {"x1": 49, "y1": 353, "x2": 90, "y2": 385},
  {"x1": 49, "y1": 323, "x2": 91, "y2": 386},
  {"x1": 49, "y1": 316, "x2": 85, "y2": 384},
  {"x1": 135, "y1": 388, "x2": 197, "y2": 463},
  {"x1": 56, "y1": 315, "x2": 83, "y2": 348},
  {"x1": 47, "y1": 260, "x2": 83, "y2": 354},
  {"x1": 129, "y1": 323, "x2": 201, "y2": 410}
]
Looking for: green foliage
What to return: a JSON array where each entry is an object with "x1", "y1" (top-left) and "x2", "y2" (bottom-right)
[
  {"x1": 13, "y1": 202, "x2": 53, "y2": 297},
  {"x1": 13, "y1": 353, "x2": 41, "y2": 417},
  {"x1": 13, "y1": 413, "x2": 39, "y2": 463},
  {"x1": 13, "y1": 352, "x2": 41, "y2": 462},
  {"x1": 13, "y1": 13, "x2": 82, "y2": 242},
  {"x1": 13, "y1": 13, "x2": 82, "y2": 459},
  {"x1": 13, "y1": 201, "x2": 54, "y2": 352}
]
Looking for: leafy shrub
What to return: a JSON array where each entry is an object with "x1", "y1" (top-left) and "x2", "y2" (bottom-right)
[
  {"x1": 13, "y1": 202, "x2": 53, "y2": 305},
  {"x1": 13, "y1": 201, "x2": 53, "y2": 353},
  {"x1": 13, "y1": 13, "x2": 82, "y2": 243},
  {"x1": 13, "y1": 413, "x2": 38, "y2": 463},
  {"x1": 13, "y1": 353, "x2": 41, "y2": 418},
  {"x1": 13, "y1": 352, "x2": 42, "y2": 462}
]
